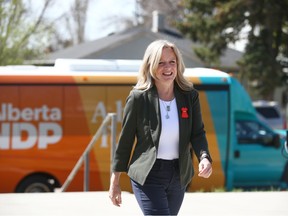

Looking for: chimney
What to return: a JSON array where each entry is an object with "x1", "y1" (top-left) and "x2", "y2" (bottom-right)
[{"x1": 152, "y1": 10, "x2": 165, "y2": 33}]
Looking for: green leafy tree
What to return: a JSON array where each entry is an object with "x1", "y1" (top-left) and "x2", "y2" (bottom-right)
[
  {"x1": 177, "y1": 0, "x2": 288, "y2": 99},
  {"x1": 0, "y1": 0, "x2": 54, "y2": 65}
]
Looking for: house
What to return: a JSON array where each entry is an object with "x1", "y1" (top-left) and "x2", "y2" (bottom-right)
[{"x1": 32, "y1": 11, "x2": 242, "y2": 74}]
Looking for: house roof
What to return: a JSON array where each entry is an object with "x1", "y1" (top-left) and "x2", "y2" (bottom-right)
[
  {"x1": 33, "y1": 13, "x2": 242, "y2": 71},
  {"x1": 45, "y1": 27, "x2": 203, "y2": 64}
]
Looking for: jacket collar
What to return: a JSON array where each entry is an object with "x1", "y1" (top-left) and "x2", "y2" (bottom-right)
[
  {"x1": 147, "y1": 86, "x2": 160, "y2": 147},
  {"x1": 174, "y1": 85, "x2": 188, "y2": 155},
  {"x1": 147, "y1": 84, "x2": 188, "y2": 153}
]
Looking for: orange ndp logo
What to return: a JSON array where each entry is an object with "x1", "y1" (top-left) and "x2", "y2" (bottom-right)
[{"x1": 0, "y1": 103, "x2": 62, "y2": 150}]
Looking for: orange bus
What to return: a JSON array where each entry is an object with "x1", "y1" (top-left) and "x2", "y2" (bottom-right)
[{"x1": 0, "y1": 59, "x2": 287, "y2": 193}]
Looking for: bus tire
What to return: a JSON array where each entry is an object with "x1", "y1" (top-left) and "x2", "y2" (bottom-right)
[{"x1": 15, "y1": 174, "x2": 58, "y2": 193}]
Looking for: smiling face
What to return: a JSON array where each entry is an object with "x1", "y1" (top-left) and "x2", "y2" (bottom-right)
[{"x1": 154, "y1": 47, "x2": 177, "y2": 88}]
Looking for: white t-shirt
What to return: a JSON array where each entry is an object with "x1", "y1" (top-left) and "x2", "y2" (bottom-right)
[{"x1": 157, "y1": 98, "x2": 179, "y2": 159}]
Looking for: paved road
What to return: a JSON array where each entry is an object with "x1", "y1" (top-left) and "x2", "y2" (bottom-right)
[{"x1": 0, "y1": 191, "x2": 287, "y2": 216}]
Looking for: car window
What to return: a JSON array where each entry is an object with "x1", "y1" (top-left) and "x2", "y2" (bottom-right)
[
  {"x1": 255, "y1": 107, "x2": 280, "y2": 119},
  {"x1": 236, "y1": 120, "x2": 274, "y2": 145}
]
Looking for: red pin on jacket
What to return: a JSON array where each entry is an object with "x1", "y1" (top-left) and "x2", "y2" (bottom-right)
[{"x1": 181, "y1": 107, "x2": 189, "y2": 118}]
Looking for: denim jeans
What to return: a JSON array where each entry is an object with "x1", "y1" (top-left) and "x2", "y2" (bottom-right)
[{"x1": 131, "y1": 159, "x2": 186, "y2": 215}]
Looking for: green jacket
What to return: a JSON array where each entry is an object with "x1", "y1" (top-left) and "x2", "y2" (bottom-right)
[{"x1": 112, "y1": 85, "x2": 211, "y2": 187}]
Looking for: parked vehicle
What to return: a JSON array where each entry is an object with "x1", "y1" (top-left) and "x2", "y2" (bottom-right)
[
  {"x1": 253, "y1": 100, "x2": 286, "y2": 130},
  {"x1": 0, "y1": 59, "x2": 287, "y2": 193}
]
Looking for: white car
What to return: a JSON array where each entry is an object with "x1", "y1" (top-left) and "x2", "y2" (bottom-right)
[{"x1": 253, "y1": 100, "x2": 286, "y2": 130}]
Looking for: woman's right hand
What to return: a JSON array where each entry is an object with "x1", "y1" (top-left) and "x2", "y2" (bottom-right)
[{"x1": 109, "y1": 172, "x2": 122, "y2": 207}]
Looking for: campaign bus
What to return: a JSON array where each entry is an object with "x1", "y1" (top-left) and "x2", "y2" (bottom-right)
[{"x1": 0, "y1": 59, "x2": 287, "y2": 193}]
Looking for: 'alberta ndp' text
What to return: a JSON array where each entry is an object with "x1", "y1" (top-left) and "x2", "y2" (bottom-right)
[{"x1": 0, "y1": 103, "x2": 62, "y2": 150}]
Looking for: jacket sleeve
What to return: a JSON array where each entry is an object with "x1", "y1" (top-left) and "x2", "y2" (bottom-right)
[
  {"x1": 190, "y1": 90, "x2": 212, "y2": 163},
  {"x1": 112, "y1": 90, "x2": 137, "y2": 172}
]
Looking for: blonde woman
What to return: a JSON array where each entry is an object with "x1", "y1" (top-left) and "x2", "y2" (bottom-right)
[{"x1": 109, "y1": 40, "x2": 212, "y2": 215}]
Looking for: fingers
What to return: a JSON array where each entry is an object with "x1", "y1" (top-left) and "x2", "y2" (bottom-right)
[
  {"x1": 109, "y1": 185, "x2": 122, "y2": 207},
  {"x1": 198, "y1": 166, "x2": 212, "y2": 178},
  {"x1": 109, "y1": 173, "x2": 122, "y2": 206},
  {"x1": 109, "y1": 194, "x2": 122, "y2": 207},
  {"x1": 198, "y1": 158, "x2": 212, "y2": 178}
]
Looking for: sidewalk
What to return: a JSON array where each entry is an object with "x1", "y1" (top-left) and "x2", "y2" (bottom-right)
[{"x1": 0, "y1": 191, "x2": 287, "y2": 216}]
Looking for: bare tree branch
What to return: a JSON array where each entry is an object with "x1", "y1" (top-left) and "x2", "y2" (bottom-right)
[
  {"x1": 70, "y1": 0, "x2": 89, "y2": 44},
  {"x1": 18, "y1": 0, "x2": 54, "y2": 47}
]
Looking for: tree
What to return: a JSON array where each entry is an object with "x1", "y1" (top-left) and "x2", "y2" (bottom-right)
[
  {"x1": 65, "y1": 0, "x2": 89, "y2": 45},
  {"x1": 176, "y1": 0, "x2": 288, "y2": 99},
  {"x1": 45, "y1": 0, "x2": 104, "y2": 52},
  {"x1": 0, "y1": 0, "x2": 55, "y2": 65},
  {"x1": 30, "y1": 0, "x2": 90, "y2": 53}
]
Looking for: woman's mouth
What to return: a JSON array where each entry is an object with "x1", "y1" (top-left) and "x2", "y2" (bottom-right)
[{"x1": 163, "y1": 72, "x2": 173, "y2": 76}]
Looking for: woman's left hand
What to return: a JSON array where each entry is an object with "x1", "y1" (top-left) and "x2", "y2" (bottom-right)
[{"x1": 198, "y1": 158, "x2": 212, "y2": 178}]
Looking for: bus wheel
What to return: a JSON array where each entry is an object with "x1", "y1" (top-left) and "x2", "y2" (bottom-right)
[{"x1": 16, "y1": 175, "x2": 57, "y2": 193}]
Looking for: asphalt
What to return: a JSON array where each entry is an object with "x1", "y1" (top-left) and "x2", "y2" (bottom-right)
[{"x1": 0, "y1": 191, "x2": 287, "y2": 216}]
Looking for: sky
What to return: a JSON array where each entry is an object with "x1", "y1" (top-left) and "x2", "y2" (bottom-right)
[
  {"x1": 30, "y1": 0, "x2": 246, "y2": 52},
  {"x1": 31, "y1": 0, "x2": 137, "y2": 41}
]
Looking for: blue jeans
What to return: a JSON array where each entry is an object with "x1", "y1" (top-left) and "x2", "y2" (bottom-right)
[{"x1": 131, "y1": 159, "x2": 186, "y2": 215}]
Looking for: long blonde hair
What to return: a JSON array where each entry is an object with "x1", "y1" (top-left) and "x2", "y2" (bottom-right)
[{"x1": 134, "y1": 40, "x2": 193, "y2": 91}]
